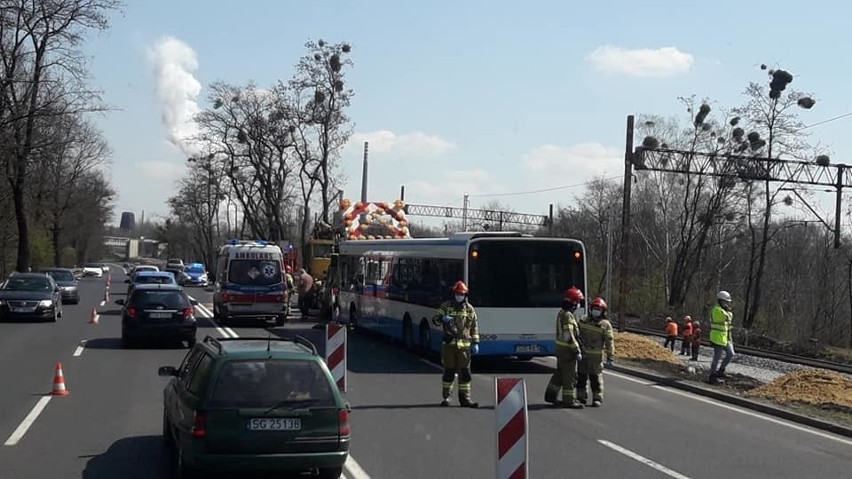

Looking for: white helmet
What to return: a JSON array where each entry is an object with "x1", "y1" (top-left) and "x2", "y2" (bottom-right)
[{"x1": 717, "y1": 290, "x2": 732, "y2": 302}]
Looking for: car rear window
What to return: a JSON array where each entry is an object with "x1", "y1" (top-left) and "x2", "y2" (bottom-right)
[
  {"x1": 130, "y1": 290, "x2": 189, "y2": 309},
  {"x1": 209, "y1": 360, "x2": 335, "y2": 408},
  {"x1": 135, "y1": 275, "x2": 174, "y2": 285},
  {"x1": 46, "y1": 271, "x2": 74, "y2": 282}
]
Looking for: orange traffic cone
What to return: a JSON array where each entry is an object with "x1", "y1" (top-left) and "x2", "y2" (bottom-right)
[
  {"x1": 89, "y1": 308, "x2": 99, "y2": 325},
  {"x1": 103, "y1": 289, "x2": 109, "y2": 302},
  {"x1": 51, "y1": 363, "x2": 69, "y2": 396}
]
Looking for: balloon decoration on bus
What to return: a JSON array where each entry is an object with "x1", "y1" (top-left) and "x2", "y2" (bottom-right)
[{"x1": 340, "y1": 199, "x2": 411, "y2": 240}]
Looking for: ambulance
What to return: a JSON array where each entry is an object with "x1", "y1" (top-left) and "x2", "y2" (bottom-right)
[{"x1": 212, "y1": 240, "x2": 290, "y2": 326}]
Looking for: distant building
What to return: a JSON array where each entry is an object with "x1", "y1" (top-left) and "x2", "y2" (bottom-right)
[{"x1": 119, "y1": 212, "x2": 136, "y2": 231}]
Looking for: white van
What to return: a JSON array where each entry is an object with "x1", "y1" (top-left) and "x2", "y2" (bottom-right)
[{"x1": 212, "y1": 240, "x2": 290, "y2": 326}]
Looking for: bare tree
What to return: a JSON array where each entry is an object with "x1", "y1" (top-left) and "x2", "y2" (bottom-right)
[
  {"x1": 733, "y1": 66, "x2": 817, "y2": 334},
  {"x1": 0, "y1": 0, "x2": 119, "y2": 270}
]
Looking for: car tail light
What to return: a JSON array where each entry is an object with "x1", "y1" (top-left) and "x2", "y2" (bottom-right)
[
  {"x1": 221, "y1": 292, "x2": 232, "y2": 303},
  {"x1": 191, "y1": 411, "x2": 207, "y2": 438},
  {"x1": 183, "y1": 307, "x2": 194, "y2": 319},
  {"x1": 127, "y1": 307, "x2": 137, "y2": 317},
  {"x1": 338, "y1": 409, "x2": 350, "y2": 437}
]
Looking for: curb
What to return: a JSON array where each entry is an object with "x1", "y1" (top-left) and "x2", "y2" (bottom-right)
[{"x1": 609, "y1": 363, "x2": 852, "y2": 440}]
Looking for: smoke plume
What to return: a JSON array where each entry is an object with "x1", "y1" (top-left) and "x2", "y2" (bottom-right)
[{"x1": 149, "y1": 36, "x2": 202, "y2": 156}]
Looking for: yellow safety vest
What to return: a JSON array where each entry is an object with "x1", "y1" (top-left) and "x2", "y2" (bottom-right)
[{"x1": 709, "y1": 304, "x2": 732, "y2": 346}]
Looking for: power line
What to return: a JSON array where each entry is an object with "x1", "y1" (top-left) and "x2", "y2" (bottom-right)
[
  {"x1": 798, "y1": 111, "x2": 852, "y2": 131},
  {"x1": 468, "y1": 175, "x2": 622, "y2": 198}
]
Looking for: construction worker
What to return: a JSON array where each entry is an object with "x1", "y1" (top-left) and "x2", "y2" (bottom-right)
[
  {"x1": 690, "y1": 320, "x2": 702, "y2": 361},
  {"x1": 284, "y1": 266, "x2": 295, "y2": 316},
  {"x1": 663, "y1": 316, "x2": 678, "y2": 351},
  {"x1": 680, "y1": 315, "x2": 693, "y2": 355},
  {"x1": 431, "y1": 280, "x2": 480, "y2": 408},
  {"x1": 708, "y1": 290, "x2": 735, "y2": 384},
  {"x1": 544, "y1": 286, "x2": 585, "y2": 408},
  {"x1": 576, "y1": 296, "x2": 615, "y2": 407}
]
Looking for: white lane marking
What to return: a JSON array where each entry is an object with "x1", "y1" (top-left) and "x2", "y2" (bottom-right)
[
  {"x1": 648, "y1": 382, "x2": 852, "y2": 447},
  {"x1": 598, "y1": 440, "x2": 691, "y2": 479},
  {"x1": 344, "y1": 455, "x2": 372, "y2": 479},
  {"x1": 188, "y1": 297, "x2": 236, "y2": 339},
  {"x1": 4, "y1": 396, "x2": 52, "y2": 446},
  {"x1": 99, "y1": 300, "x2": 105, "y2": 307},
  {"x1": 605, "y1": 370, "x2": 852, "y2": 446},
  {"x1": 419, "y1": 358, "x2": 442, "y2": 370},
  {"x1": 73, "y1": 340, "x2": 87, "y2": 357}
]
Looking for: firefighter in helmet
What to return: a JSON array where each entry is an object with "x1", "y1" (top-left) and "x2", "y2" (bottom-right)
[
  {"x1": 544, "y1": 286, "x2": 586, "y2": 408},
  {"x1": 576, "y1": 296, "x2": 615, "y2": 407},
  {"x1": 431, "y1": 280, "x2": 480, "y2": 408}
]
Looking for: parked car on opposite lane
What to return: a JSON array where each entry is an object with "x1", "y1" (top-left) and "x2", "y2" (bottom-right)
[
  {"x1": 39, "y1": 268, "x2": 80, "y2": 304},
  {"x1": 0, "y1": 273, "x2": 63, "y2": 322}
]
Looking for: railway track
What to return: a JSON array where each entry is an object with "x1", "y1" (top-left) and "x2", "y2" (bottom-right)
[{"x1": 624, "y1": 326, "x2": 852, "y2": 376}]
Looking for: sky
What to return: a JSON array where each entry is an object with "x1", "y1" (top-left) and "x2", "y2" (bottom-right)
[{"x1": 83, "y1": 0, "x2": 852, "y2": 229}]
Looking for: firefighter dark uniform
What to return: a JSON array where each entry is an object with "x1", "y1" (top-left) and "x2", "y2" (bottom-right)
[
  {"x1": 431, "y1": 280, "x2": 480, "y2": 408},
  {"x1": 544, "y1": 286, "x2": 585, "y2": 408},
  {"x1": 576, "y1": 296, "x2": 615, "y2": 407}
]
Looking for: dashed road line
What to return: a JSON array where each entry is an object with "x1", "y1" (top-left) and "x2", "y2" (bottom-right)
[
  {"x1": 344, "y1": 455, "x2": 372, "y2": 479},
  {"x1": 598, "y1": 439, "x2": 690, "y2": 478},
  {"x1": 73, "y1": 340, "x2": 87, "y2": 357},
  {"x1": 4, "y1": 396, "x2": 52, "y2": 446}
]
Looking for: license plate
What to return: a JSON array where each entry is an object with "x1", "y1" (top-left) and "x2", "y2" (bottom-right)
[
  {"x1": 247, "y1": 418, "x2": 301, "y2": 431},
  {"x1": 11, "y1": 307, "x2": 34, "y2": 313},
  {"x1": 515, "y1": 344, "x2": 541, "y2": 353},
  {"x1": 149, "y1": 312, "x2": 172, "y2": 319}
]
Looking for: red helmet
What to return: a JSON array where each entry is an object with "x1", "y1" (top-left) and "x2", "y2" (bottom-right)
[
  {"x1": 451, "y1": 280, "x2": 469, "y2": 295},
  {"x1": 563, "y1": 286, "x2": 584, "y2": 304},
  {"x1": 590, "y1": 297, "x2": 608, "y2": 311}
]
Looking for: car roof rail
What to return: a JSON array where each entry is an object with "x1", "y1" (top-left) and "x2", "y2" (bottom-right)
[
  {"x1": 203, "y1": 335, "x2": 222, "y2": 353},
  {"x1": 209, "y1": 335, "x2": 319, "y2": 355}
]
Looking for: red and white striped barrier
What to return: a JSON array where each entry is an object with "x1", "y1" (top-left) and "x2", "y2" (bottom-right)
[
  {"x1": 496, "y1": 377, "x2": 528, "y2": 479},
  {"x1": 325, "y1": 323, "x2": 347, "y2": 392}
]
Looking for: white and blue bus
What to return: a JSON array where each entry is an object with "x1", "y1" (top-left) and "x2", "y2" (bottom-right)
[{"x1": 336, "y1": 232, "x2": 588, "y2": 358}]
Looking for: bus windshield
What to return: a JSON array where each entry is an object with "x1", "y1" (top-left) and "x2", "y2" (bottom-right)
[
  {"x1": 467, "y1": 240, "x2": 585, "y2": 308},
  {"x1": 228, "y1": 259, "x2": 282, "y2": 286}
]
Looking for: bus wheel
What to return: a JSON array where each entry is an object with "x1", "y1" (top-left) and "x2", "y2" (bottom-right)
[
  {"x1": 402, "y1": 316, "x2": 413, "y2": 350},
  {"x1": 348, "y1": 305, "x2": 358, "y2": 330},
  {"x1": 418, "y1": 320, "x2": 432, "y2": 352}
]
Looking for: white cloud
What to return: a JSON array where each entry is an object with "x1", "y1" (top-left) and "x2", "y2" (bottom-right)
[
  {"x1": 523, "y1": 142, "x2": 623, "y2": 177},
  {"x1": 404, "y1": 168, "x2": 501, "y2": 204},
  {"x1": 349, "y1": 130, "x2": 455, "y2": 158},
  {"x1": 587, "y1": 45, "x2": 694, "y2": 77},
  {"x1": 134, "y1": 160, "x2": 186, "y2": 180},
  {"x1": 148, "y1": 36, "x2": 203, "y2": 156}
]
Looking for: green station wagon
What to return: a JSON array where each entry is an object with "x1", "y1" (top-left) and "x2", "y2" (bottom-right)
[{"x1": 158, "y1": 335, "x2": 351, "y2": 478}]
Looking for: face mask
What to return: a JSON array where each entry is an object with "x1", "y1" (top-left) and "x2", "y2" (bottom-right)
[
  {"x1": 454, "y1": 295, "x2": 465, "y2": 303},
  {"x1": 591, "y1": 309, "x2": 603, "y2": 318}
]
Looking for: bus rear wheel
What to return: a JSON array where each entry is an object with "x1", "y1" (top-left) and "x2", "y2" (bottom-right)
[
  {"x1": 418, "y1": 321, "x2": 432, "y2": 352},
  {"x1": 402, "y1": 317, "x2": 414, "y2": 350}
]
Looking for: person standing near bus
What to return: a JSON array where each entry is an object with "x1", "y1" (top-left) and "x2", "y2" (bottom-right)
[
  {"x1": 431, "y1": 280, "x2": 480, "y2": 408},
  {"x1": 576, "y1": 296, "x2": 615, "y2": 407},
  {"x1": 544, "y1": 286, "x2": 586, "y2": 409}
]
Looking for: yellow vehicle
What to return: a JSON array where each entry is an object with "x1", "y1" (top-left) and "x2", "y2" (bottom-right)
[{"x1": 306, "y1": 238, "x2": 335, "y2": 280}]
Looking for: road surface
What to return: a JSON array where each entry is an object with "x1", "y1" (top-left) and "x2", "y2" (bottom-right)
[{"x1": 0, "y1": 266, "x2": 850, "y2": 478}]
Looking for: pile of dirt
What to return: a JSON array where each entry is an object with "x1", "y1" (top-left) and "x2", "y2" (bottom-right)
[
  {"x1": 746, "y1": 369, "x2": 852, "y2": 409},
  {"x1": 614, "y1": 332, "x2": 681, "y2": 365}
]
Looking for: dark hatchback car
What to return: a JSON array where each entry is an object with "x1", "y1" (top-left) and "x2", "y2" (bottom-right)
[
  {"x1": 158, "y1": 336, "x2": 350, "y2": 478},
  {"x1": 116, "y1": 284, "x2": 198, "y2": 348},
  {"x1": 40, "y1": 268, "x2": 80, "y2": 304},
  {"x1": 0, "y1": 273, "x2": 63, "y2": 322}
]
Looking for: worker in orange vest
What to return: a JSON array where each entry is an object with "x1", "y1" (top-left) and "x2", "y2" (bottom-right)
[
  {"x1": 690, "y1": 320, "x2": 702, "y2": 361},
  {"x1": 680, "y1": 316, "x2": 693, "y2": 356},
  {"x1": 663, "y1": 316, "x2": 678, "y2": 351}
]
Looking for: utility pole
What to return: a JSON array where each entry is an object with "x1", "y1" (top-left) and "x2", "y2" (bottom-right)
[
  {"x1": 360, "y1": 142, "x2": 369, "y2": 204},
  {"x1": 617, "y1": 115, "x2": 635, "y2": 332},
  {"x1": 605, "y1": 202, "x2": 614, "y2": 302},
  {"x1": 462, "y1": 194, "x2": 469, "y2": 231}
]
